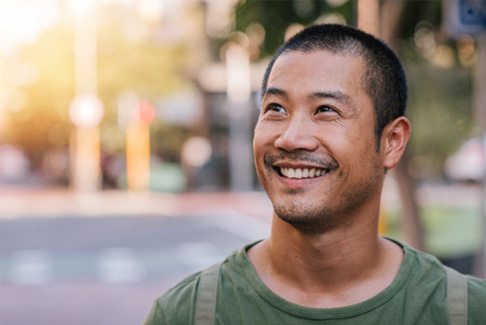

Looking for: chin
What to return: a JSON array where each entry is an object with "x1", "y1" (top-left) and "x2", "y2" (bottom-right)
[{"x1": 274, "y1": 201, "x2": 336, "y2": 229}]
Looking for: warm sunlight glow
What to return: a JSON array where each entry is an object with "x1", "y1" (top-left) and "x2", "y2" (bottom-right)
[
  {"x1": 0, "y1": 0, "x2": 60, "y2": 52},
  {"x1": 69, "y1": 94, "x2": 104, "y2": 128}
]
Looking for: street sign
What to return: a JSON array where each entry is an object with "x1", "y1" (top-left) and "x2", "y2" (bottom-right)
[
  {"x1": 444, "y1": 0, "x2": 486, "y2": 38},
  {"x1": 459, "y1": 0, "x2": 486, "y2": 27}
]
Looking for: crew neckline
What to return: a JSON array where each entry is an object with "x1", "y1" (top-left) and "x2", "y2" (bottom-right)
[{"x1": 237, "y1": 238, "x2": 416, "y2": 320}]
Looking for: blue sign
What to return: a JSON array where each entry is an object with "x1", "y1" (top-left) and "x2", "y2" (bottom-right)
[
  {"x1": 459, "y1": 0, "x2": 486, "y2": 27},
  {"x1": 444, "y1": 0, "x2": 486, "y2": 38}
]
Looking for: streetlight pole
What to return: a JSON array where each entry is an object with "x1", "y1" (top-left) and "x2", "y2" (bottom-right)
[
  {"x1": 225, "y1": 41, "x2": 253, "y2": 192},
  {"x1": 357, "y1": 0, "x2": 379, "y2": 36},
  {"x1": 69, "y1": 0, "x2": 103, "y2": 192}
]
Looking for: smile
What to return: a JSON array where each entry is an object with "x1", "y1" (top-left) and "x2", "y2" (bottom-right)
[{"x1": 279, "y1": 167, "x2": 328, "y2": 179}]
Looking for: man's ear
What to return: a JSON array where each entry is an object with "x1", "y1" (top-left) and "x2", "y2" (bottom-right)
[{"x1": 381, "y1": 117, "x2": 411, "y2": 170}]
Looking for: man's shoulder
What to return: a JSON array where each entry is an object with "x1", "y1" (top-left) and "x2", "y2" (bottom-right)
[
  {"x1": 402, "y1": 242, "x2": 485, "y2": 287},
  {"x1": 403, "y1": 242, "x2": 486, "y2": 320},
  {"x1": 145, "y1": 247, "x2": 245, "y2": 325},
  {"x1": 159, "y1": 271, "x2": 201, "y2": 305},
  {"x1": 396, "y1": 240, "x2": 447, "y2": 279},
  {"x1": 404, "y1": 242, "x2": 486, "y2": 285},
  {"x1": 145, "y1": 271, "x2": 201, "y2": 325}
]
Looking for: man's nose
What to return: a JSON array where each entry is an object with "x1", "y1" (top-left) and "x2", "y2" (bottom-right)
[{"x1": 274, "y1": 116, "x2": 319, "y2": 152}]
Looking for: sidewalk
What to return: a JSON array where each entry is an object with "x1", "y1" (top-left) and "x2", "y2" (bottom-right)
[
  {"x1": 0, "y1": 188, "x2": 274, "y2": 222},
  {"x1": 0, "y1": 181, "x2": 480, "y2": 220}
]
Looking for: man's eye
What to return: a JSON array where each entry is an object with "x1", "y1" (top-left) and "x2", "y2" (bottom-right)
[
  {"x1": 316, "y1": 105, "x2": 336, "y2": 114},
  {"x1": 266, "y1": 103, "x2": 286, "y2": 114}
]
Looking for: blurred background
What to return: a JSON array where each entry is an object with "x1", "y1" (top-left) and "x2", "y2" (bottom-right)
[{"x1": 0, "y1": 0, "x2": 485, "y2": 324}]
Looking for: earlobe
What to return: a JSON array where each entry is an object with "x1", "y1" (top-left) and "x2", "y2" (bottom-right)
[{"x1": 382, "y1": 117, "x2": 411, "y2": 169}]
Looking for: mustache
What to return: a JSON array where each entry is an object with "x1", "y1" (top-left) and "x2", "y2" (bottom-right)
[{"x1": 264, "y1": 150, "x2": 339, "y2": 170}]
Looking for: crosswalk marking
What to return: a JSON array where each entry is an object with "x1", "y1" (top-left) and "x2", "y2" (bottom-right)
[
  {"x1": 1, "y1": 243, "x2": 233, "y2": 285},
  {"x1": 6, "y1": 250, "x2": 51, "y2": 285},
  {"x1": 0, "y1": 215, "x2": 265, "y2": 285},
  {"x1": 97, "y1": 247, "x2": 145, "y2": 283}
]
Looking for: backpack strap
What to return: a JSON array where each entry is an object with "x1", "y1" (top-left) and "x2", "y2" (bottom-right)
[
  {"x1": 194, "y1": 262, "x2": 468, "y2": 325},
  {"x1": 194, "y1": 262, "x2": 222, "y2": 325},
  {"x1": 445, "y1": 266, "x2": 468, "y2": 325}
]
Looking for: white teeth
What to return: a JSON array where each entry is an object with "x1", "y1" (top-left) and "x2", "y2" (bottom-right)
[
  {"x1": 279, "y1": 167, "x2": 326, "y2": 179},
  {"x1": 309, "y1": 168, "x2": 315, "y2": 177},
  {"x1": 302, "y1": 169, "x2": 309, "y2": 178},
  {"x1": 288, "y1": 168, "x2": 295, "y2": 178},
  {"x1": 295, "y1": 168, "x2": 302, "y2": 178}
]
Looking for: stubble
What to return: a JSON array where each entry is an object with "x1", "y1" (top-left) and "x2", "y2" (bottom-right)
[{"x1": 266, "y1": 152, "x2": 383, "y2": 235}]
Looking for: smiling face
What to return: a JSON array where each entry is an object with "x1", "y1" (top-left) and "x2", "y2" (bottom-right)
[{"x1": 254, "y1": 50, "x2": 387, "y2": 231}]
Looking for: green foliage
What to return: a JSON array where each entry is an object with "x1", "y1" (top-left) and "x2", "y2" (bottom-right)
[
  {"x1": 97, "y1": 15, "x2": 190, "y2": 156},
  {"x1": 234, "y1": 0, "x2": 354, "y2": 57},
  {"x1": 398, "y1": 0, "x2": 442, "y2": 39},
  {"x1": 6, "y1": 9, "x2": 191, "y2": 167},
  {"x1": 385, "y1": 204, "x2": 481, "y2": 257},
  {"x1": 7, "y1": 25, "x2": 74, "y2": 165},
  {"x1": 97, "y1": 22, "x2": 188, "y2": 121},
  {"x1": 150, "y1": 121, "x2": 190, "y2": 163},
  {"x1": 404, "y1": 57, "x2": 473, "y2": 179},
  {"x1": 422, "y1": 205, "x2": 482, "y2": 257}
]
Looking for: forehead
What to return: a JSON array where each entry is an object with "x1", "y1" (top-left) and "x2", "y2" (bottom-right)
[{"x1": 266, "y1": 50, "x2": 367, "y2": 96}]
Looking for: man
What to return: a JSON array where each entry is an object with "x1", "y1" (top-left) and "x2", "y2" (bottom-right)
[{"x1": 145, "y1": 24, "x2": 486, "y2": 324}]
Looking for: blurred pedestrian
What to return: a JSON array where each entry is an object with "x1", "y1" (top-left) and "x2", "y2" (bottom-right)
[{"x1": 145, "y1": 24, "x2": 486, "y2": 324}]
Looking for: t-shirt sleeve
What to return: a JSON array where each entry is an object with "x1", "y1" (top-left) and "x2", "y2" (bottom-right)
[{"x1": 144, "y1": 301, "x2": 168, "y2": 325}]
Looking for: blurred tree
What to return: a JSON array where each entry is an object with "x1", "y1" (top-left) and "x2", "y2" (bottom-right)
[
  {"x1": 231, "y1": 0, "x2": 474, "y2": 180},
  {"x1": 97, "y1": 6, "x2": 190, "y2": 159},
  {"x1": 395, "y1": 0, "x2": 473, "y2": 180},
  {"x1": 234, "y1": 0, "x2": 354, "y2": 57},
  {"x1": 5, "y1": 4, "x2": 195, "y2": 171},
  {"x1": 377, "y1": 0, "x2": 473, "y2": 253},
  {"x1": 6, "y1": 26, "x2": 74, "y2": 167},
  {"x1": 406, "y1": 62, "x2": 472, "y2": 179}
]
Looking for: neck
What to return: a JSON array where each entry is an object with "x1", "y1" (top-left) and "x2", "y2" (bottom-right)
[
  {"x1": 247, "y1": 207, "x2": 403, "y2": 307},
  {"x1": 270, "y1": 211, "x2": 383, "y2": 285}
]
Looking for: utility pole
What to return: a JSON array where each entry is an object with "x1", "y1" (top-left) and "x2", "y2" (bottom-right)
[
  {"x1": 225, "y1": 41, "x2": 253, "y2": 192},
  {"x1": 69, "y1": 0, "x2": 104, "y2": 192},
  {"x1": 357, "y1": 0, "x2": 379, "y2": 36}
]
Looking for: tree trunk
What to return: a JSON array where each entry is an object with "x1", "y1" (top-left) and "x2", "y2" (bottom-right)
[
  {"x1": 381, "y1": 0, "x2": 425, "y2": 250},
  {"x1": 358, "y1": 0, "x2": 425, "y2": 250}
]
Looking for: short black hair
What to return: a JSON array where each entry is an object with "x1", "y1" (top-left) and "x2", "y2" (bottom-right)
[{"x1": 261, "y1": 24, "x2": 408, "y2": 143}]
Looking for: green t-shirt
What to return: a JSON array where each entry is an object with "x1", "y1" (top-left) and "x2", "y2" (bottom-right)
[{"x1": 145, "y1": 240, "x2": 486, "y2": 324}]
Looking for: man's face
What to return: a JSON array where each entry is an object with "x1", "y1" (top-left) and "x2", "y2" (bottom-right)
[{"x1": 253, "y1": 50, "x2": 386, "y2": 230}]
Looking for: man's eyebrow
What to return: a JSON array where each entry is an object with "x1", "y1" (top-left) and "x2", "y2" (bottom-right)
[
  {"x1": 308, "y1": 91, "x2": 352, "y2": 105},
  {"x1": 264, "y1": 88, "x2": 352, "y2": 103},
  {"x1": 263, "y1": 87, "x2": 288, "y2": 99}
]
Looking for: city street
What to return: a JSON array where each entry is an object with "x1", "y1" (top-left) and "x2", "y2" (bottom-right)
[
  {"x1": 1, "y1": 1, "x2": 484, "y2": 324},
  {"x1": 0, "y1": 183, "x2": 482, "y2": 324},
  {"x1": 0, "y1": 190, "x2": 272, "y2": 325}
]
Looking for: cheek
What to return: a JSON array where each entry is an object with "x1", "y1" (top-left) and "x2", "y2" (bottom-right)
[
  {"x1": 324, "y1": 126, "x2": 377, "y2": 169},
  {"x1": 252, "y1": 124, "x2": 268, "y2": 166},
  {"x1": 253, "y1": 122, "x2": 278, "y2": 150}
]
